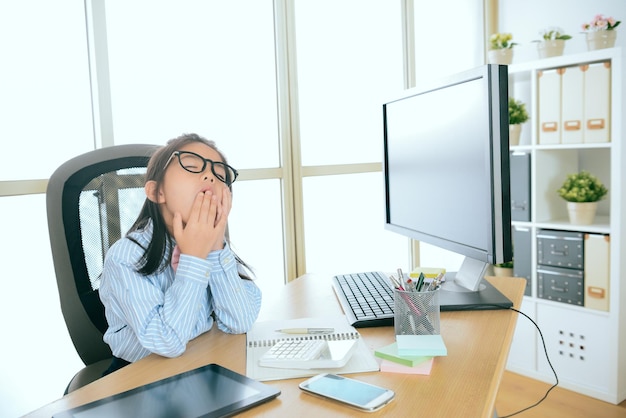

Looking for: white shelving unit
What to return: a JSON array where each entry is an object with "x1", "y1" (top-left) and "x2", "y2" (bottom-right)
[{"x1": 504, "y1": 47, "x2": 625, "y2": 404}]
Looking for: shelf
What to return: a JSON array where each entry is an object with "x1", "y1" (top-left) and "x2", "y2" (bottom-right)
[
  {"x1": 534, "y1": 143, "x2": 611, "y2": 150},
  {"x1": 533, "y1": 216, "x2": 611, "y2": 234},
  {"x1": 508, "y1": 47, "x2": 620, "y2": 73},
  {"x1": 506, "y1": 47, "x2": 624, "y2": 404}
]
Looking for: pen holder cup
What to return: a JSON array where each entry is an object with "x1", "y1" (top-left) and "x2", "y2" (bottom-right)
[{"x1": 393, "y1": 288, "x2": 441, "y2": 336}]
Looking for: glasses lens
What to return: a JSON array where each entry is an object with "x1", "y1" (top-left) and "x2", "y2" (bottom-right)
[
  {"x1": 212, "y1": 162, "x2": 237, "y2": 185},
  {"x1": 177, "y1": 152, "x2": 205, "y2": 173}
]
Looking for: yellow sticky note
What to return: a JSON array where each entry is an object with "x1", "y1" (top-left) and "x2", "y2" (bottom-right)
[{"x1": 410, "y1": 267, "x2": 446, "y2": 279}]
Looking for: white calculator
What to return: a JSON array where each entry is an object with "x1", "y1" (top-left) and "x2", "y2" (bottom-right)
[{"x1": 259, "y1": 338, "x2": 358, "y2": 369}]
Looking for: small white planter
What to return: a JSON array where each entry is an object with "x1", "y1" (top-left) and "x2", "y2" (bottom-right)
[
  {"x1": 493, "y1": 266, "x2": 514, "y2": 277},
  {"x1": 586, "y1": 30, "x2": 617, "y2": 51},
  {"x1": 488, "y1": 48, "x2": 513, "y2": 65},
  {"x1": 566, "y1": 201, "x2": 598, "y2": 225},
  {"x1": 509, "y1": 124, "x2": 522, "y2": 146},
  {"x1": 537, "y1": 39, "x2": 566, "y2": 58}
]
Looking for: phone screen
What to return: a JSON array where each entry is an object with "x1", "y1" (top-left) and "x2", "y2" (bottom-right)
[{"x1": 300, "y1": 374, "x2": 393, "y2": 410}]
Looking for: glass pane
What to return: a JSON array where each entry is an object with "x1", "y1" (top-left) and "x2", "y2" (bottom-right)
[
  {"x1": 0, "y1": 0, "x2": 94, "y2": 180},
  {"x1": 227, "y1": 179, "x2": 286, "y2": 296},
  {"x1": 413, "y1": 1, "x2": 483, "y2": 81},
  {"x1": 295, "y1": 0, "x2": 404, "y2": 166},
  {"x1": 105, "y1": 0, "x2": 279, "y2": 169},
  {"x1": 0, "y1": 195, "x2": 83, "y2": 416},
  {"x1": 419, "y1": 242, "x2": 464, "y2": 273},
  {"x1": 303, "y1": 172, "x2": 410, "y2": 276}
]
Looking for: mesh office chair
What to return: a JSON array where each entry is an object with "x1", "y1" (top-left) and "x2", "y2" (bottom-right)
[{"x1": 47, "y1": 144, "x2": 159, "y2": 394}]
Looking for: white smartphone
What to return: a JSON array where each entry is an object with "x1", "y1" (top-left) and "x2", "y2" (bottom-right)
[{"x1": 299, "y1": 373, "x2": 395, "y2": 412}]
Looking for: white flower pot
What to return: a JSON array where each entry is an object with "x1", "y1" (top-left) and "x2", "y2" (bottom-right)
[
  {"x1": 493, "y1": 266, "x2": 514, "y2": 277},
  {"x1": 566, "y1": 201, "x2": 598, "y2": 225},
  {"x1": 488, "y1": 49, "x2": 513, "y2": 65},
  {"x1": 586, "y1": 30, "x2": 617, "y2": 51},
  {"x1": 509, "y1": 124, "x2": 522, "y2": 146},
  {"x1": 537, "y1": 39, "x2": 565, "y2": 58}
]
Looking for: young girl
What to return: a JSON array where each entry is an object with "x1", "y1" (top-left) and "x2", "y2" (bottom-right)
[{"x1": 100, "y1": 133, "x2": 261, "y2": 373}]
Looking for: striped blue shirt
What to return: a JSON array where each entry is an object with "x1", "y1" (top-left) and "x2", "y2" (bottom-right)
[{"x1": 100, "y1": 221, "x2": 262, "y2": 362}]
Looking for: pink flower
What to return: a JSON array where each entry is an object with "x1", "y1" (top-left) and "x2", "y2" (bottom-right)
[{"x1": 582, "y1": 14, "x2": 621, "y2": 32}]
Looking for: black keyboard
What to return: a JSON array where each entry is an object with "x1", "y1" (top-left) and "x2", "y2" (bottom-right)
[{"x1": 331, "y1": 271, "x2": 394, "y2": 328}]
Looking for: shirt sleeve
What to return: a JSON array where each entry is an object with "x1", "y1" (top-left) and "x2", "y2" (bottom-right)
[{"x1": 203, "y1": 246, "x2": 262, "y2": 334}]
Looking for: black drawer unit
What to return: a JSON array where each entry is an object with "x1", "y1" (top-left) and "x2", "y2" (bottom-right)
[
  {"x1": 537, "y1": 229, "x2": 584, "y2": 269},
  {"x1": 537, "y1": 265, "x2": 584, "y2": 306}
]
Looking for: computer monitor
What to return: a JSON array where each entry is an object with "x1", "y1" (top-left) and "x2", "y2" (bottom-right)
[{"x1": 383, "y1": 64, "x2": 513, "y2": 310}]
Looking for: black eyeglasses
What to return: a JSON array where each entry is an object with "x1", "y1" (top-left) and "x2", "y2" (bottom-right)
[{"x1": 164, "y1": 150, "x2": 239, "y2": 186}]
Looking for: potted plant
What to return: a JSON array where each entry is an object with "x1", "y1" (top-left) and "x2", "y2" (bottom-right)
[
  {"x1": 508, "y1": 97, "x2": 529, "y2": 146},
  {"x1": 534, "y1": 27, "x2": 572, "y2": 58},
  {"x1": 493, "y1": 261, "x2": 514, "y2": 277},
  {"x1": 557, "y1": 170, "x2": 608, "y2": 225},
  {"x1": 582, "y1": 14, "x2": 621, "y2": 50},
  {"x1": 488, "y1": 33, "x2": 517, "y2": 65}
]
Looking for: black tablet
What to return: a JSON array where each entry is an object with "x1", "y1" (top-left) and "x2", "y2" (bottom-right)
[{"x1": 53, "y1": 363, "x2": 281, "y2": 418}]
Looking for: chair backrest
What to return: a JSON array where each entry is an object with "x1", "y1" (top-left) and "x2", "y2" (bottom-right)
[{"x1": 47, "y1": 144, "x2": 159, "y2": 366}]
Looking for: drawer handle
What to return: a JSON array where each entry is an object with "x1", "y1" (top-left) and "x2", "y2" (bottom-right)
[
  {"x1": 542, "y1": 122, "x2": 558, "y2": 132},
  {"x1": 512, "y1": 201, "x2": 527, "y2": 210},
  {"x1": 587, "y1": 118, "x2": 605, "y2": 130},
  {"x1": 587, "y1": 286, "x2": 606, "y2": 298},
  {"x1": 550, "y1": 250, "x2": 568, "y2": 256},
  {"x1": 564, "y1": 120, "x2": 581, "y2": 131},
  {"x1": 551, "y1": 286, "x2": 567, "y2": 293}
]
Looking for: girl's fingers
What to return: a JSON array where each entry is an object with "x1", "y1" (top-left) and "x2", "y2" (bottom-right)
[
  {"x1": 199, "y1": 191, "x2": 215, "y2": 224},
  {"x1": 187, "y1": 191, "x2": 206, "y2": 224},
  {"x1": 188, "y1": 191, "x2": 217, "y2": 225}
]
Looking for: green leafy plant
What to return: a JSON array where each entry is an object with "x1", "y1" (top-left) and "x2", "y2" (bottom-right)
[
  {"x1": 536, "y1": 27, "x2": 572, "y2": 41},
  {"x1": 489, "y1": 33, "x2": 517, "y2": 50},
  {"x1": 582, "y1": 14, "x2": 621, "y2": 32},
  {"x1": 557, "y1": 170, "x2": 608, "y2": 202},
  {"x1": 508, "y1": 97, "x2": 529, "y2": 125},
  {"x1": 494, "y1": 261, "x2": 514, "y2": 269}
]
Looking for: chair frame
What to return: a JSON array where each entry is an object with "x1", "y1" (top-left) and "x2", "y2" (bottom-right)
[{"x1": 47, "y1": 144, "x2": 159, "y2": 389}]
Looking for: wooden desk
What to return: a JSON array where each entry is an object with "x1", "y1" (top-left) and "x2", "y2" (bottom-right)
[{"x1": 27, "y1": 275, "x2": 525, "y2": 418}]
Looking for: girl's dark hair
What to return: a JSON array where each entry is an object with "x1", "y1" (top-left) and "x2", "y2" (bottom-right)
[{"x1": 128, "y1": 133, "x2": 252, "y2": 279}]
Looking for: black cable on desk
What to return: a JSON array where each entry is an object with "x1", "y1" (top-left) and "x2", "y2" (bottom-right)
[{"x1": 497, "y1": 306, "x2": 559, "y2": 418}]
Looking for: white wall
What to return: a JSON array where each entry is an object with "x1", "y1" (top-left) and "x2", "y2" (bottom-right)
[{"x1": 498, "y1": 0, "x2": 625, "y2": 62}]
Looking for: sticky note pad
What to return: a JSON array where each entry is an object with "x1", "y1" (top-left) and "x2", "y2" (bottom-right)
[
  {"x1": 396, "y1": 334, "x2": 447, "y2": 357},
  {"x1": 410, "y1": 267, "x2": 446, "y2": 279},
  {"x1": 375, "y1": 342, "x2": 432, "y2": 367},
  {"x1": 379, "y1": 358, "x2": 434, "y2": 375}
]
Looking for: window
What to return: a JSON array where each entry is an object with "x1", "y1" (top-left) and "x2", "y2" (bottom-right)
[
  {"x1": 294, "y1": 0, "x2": 410, "y2": 275},
  {"x1": 0, "y1": 0, "x2": 93, "y2": 181},
  {"x1": 103, "y1": 0, "x2": 411, "y2": 288}
]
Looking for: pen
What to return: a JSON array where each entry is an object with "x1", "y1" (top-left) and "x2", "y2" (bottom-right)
[
  {"x1": 389, "y1": 275, "x2": 405, "y2": 291},
  {"x1": 397, "y1": 268, "x2": 405, "y2": 287},
  {"x1": 275, "y1": 328, "x2": 334, "y2": 334},
  {"x1": 416, "y1": 272, "x2": 425, "y2": 292}
]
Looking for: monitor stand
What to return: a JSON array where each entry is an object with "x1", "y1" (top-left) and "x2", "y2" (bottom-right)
[{"x1": 438, "y1": 258, "x2": 513, "y2": 311}]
